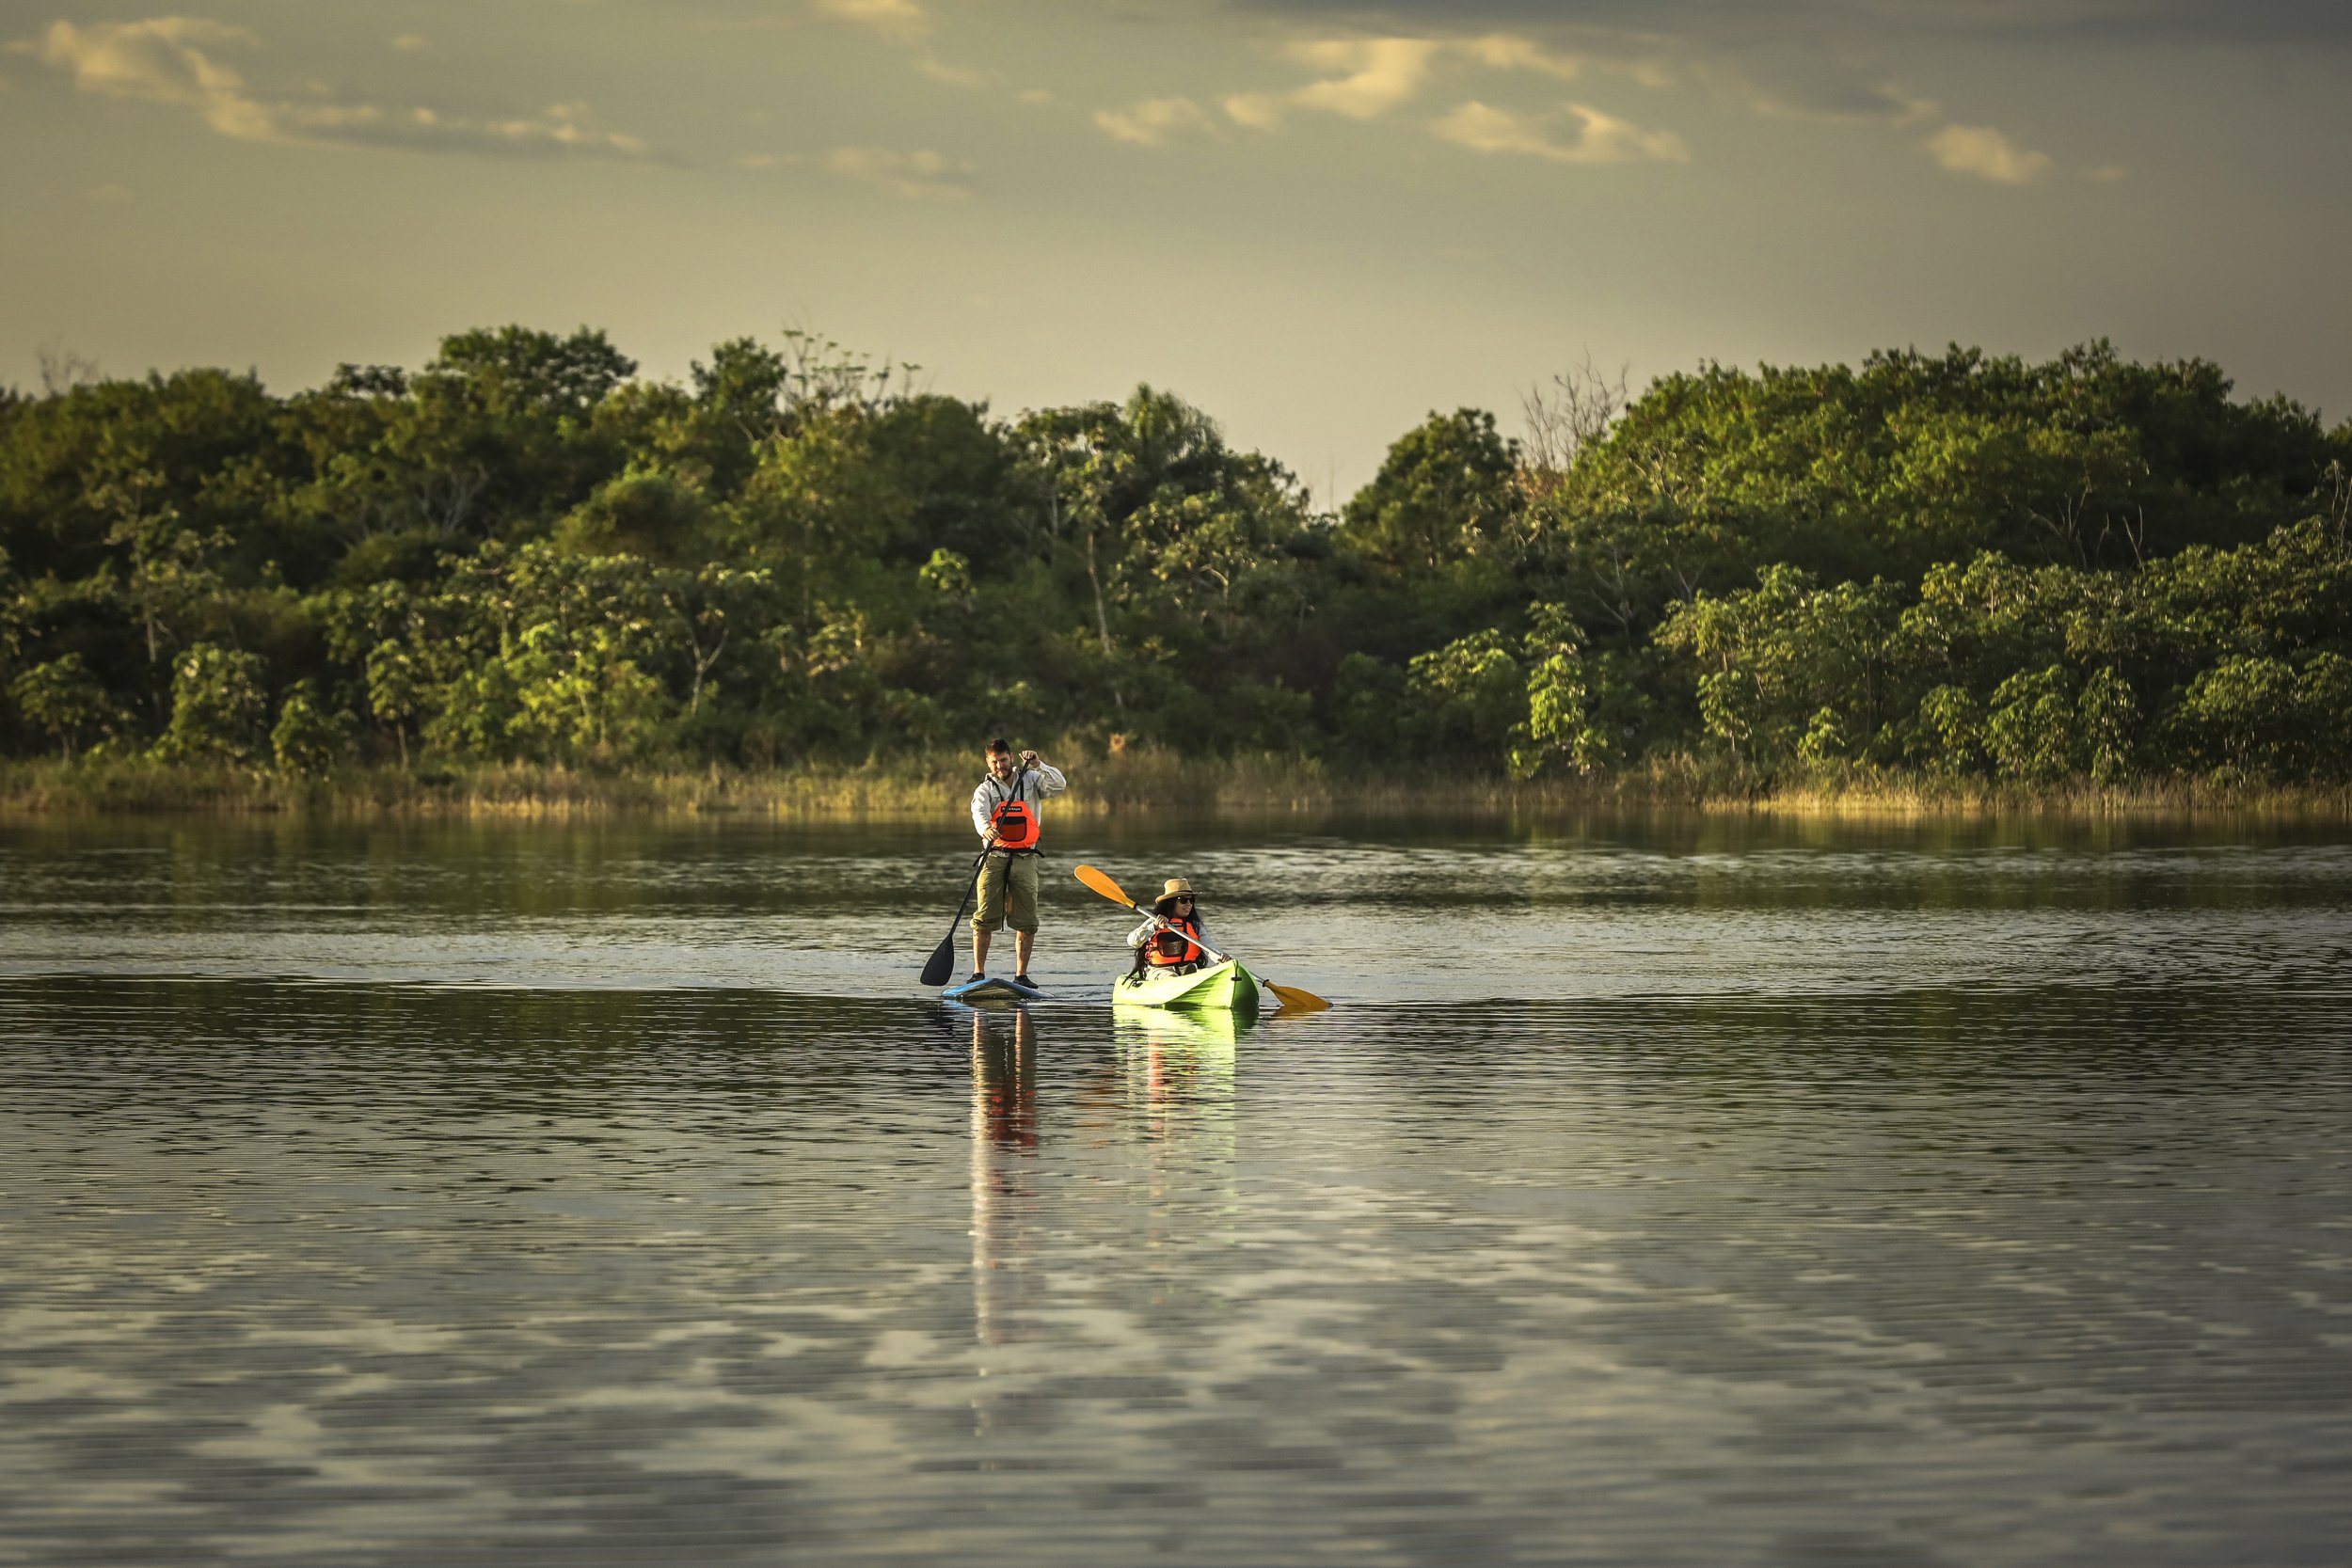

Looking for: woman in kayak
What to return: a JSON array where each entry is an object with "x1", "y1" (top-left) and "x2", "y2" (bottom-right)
[{"x1": 1128, "y1": 879, "x2": 1212, "y2": 977}]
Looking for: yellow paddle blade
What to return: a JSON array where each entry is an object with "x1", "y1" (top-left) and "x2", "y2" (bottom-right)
[
  {"x1": 1265, "y1": 981, "x2": 1331, "y2": 1013},
  {"x1": 1073, "y1": 863, "x2": 1140, "y2": 910}
]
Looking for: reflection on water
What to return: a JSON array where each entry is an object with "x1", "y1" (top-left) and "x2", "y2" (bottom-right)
[
  {"x1": 2, "y1": 815, "x2": 2350, "y2": 1564},
  {"x1": 969, "y1": 1002, "x2": 1038, "y2": 1433}
]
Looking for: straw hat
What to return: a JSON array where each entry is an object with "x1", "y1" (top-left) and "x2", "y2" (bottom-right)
[{"x1": 1152, "y1": 878, "x2": 1196, "y2": 910}]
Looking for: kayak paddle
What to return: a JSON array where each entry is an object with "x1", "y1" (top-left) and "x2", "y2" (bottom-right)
[
  {"x1": 920, "y1": 848, "x2": 992, "y2": 987},
  {"x1": 1073, "y1": 863, "x2": 1330, "y2": 1012}
]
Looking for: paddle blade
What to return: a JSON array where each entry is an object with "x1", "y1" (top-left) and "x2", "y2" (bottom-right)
[
  {"x1": 919, "y1": 932, "x2": 958, "y2": 988},
  {"x1": 1073, "y1": 863, "x2": 1140, "y2": 911},
  {"x1": 1266, "y1": 981, "x2": 1331, "y2": 1013}
]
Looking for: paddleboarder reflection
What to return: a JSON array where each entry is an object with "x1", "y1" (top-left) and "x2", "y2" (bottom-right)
[
  {"x1": 968, "y1": 1004, "x2": 1038, "y2": 1153},
  {"x1": 968, "y1": 1005, "x2": 1047, "y2": 1443}
]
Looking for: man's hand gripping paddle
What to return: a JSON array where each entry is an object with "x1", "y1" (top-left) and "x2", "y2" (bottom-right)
[{"x1": 1073, "y1": 863, "x2": 1330, "y2": 1012}]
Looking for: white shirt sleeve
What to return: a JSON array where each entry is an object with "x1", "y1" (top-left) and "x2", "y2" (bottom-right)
[
  {"x1": 1031, "y1": 764, "x2": 1068, "y2": 797},
  {"x1": 1126, "y1": 915, "x2": 1162, "y2": 949},
  {"x1": 970, "y1": 779, "x2": 995, "y2": 840}
]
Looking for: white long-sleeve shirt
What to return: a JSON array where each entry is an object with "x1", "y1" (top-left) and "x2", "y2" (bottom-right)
[{"x1": 970, "y1": 763, "x2": 1068, "y2": 843}]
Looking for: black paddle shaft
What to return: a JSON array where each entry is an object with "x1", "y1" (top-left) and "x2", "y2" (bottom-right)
[{"x1": 919, "y1": 848, "x2": 992, "y2": 986}]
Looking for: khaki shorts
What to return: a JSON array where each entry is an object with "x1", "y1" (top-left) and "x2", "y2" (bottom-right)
[{"x1": 972, "y1": 850, "x2": 1041, "y2": 933}]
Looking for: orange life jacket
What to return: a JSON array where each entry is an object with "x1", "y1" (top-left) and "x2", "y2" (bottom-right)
[
  {"x1": 988, "y1": 771, "x2": 1039, "y2": 850},
  {"x1": 1149, "y1": 915, "x2": 1204, "y2": 967}
]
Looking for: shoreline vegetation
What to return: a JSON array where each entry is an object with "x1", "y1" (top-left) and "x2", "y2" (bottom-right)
[
  {"x1": 8, "y1": 328, "x2": 2351, "y2": 816},
  {"x1": 6, "y1": 750, "x2": 2348, "y2": 820}
]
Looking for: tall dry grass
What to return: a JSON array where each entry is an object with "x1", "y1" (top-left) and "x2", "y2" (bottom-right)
[{"x1": 4, "y1": 748, "x2": 2348, "y2": 820}]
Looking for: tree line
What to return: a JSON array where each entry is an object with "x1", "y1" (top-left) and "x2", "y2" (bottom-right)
[{"x1": 3, "y1": 326, "x2": 2348, "y2": 789}]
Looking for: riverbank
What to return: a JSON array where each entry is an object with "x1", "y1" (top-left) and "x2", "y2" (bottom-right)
[{"x1": 6, "y1": 751, "x2": 2350, "y2": 819}]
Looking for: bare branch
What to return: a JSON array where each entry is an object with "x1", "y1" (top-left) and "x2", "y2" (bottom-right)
[
  {"x1": 1520, "y1": 351, "x2": 1630, "y2": 498},
  {"x1": 36, "y1": 341, "x2": 103, "y2": 396}
]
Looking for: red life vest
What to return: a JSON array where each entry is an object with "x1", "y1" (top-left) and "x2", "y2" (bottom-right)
[
  {"x1": 988, "y1": 771, "x2": 1038, "y2": 850},
  {"x1": 1149, "y1": 915, "x2": 1203, "y2": 967}
]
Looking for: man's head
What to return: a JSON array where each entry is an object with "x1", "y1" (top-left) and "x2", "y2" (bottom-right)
[{"x1": 987, "y1": 738, "x2": 1016, "y2": 778}]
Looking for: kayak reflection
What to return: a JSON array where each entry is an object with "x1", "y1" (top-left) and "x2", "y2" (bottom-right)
[{"x1": 1110, "y1": 1006, "x2": 1242, "y2": 1180}]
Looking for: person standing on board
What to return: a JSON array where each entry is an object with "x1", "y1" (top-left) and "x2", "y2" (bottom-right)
[
  {"x1": 969, "y1": 738, "x2": 1068, "y2": 985},
  {"x1": 1127, "y1": 879, "x2": 1211, "y2": 977}
]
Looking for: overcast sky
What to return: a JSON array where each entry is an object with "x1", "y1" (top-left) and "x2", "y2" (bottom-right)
[{"x1": 4, "y1": 0, "x2": 2346, "y2": 499}]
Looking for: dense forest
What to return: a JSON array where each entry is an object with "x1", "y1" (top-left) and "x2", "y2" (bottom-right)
[{"x1": 3, "y1": 326, "x2": 2349, "y2": 795}]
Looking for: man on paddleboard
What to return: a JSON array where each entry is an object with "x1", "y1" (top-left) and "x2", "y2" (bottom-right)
[{"x1": 968, "y1": 738, "x2": 1067, "y2": 985}]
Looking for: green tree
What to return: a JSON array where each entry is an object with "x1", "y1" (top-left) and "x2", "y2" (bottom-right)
[
  {"x1": 270, "y1": 680, "x2": 354, "y2": 776},
  {"x1": 1342, "y1": 409, "x2": 1520, "y2": 571},
  {"x1": 157, "y1": 642, "x2": 267, "y2": 762},
  {"x1": 1655, "y1": 566, "x2": 1902, "y2": 775},
  {"x1": 91, "y1": 467, "x2": 223, "y2": 702},
  {"x1": 9, "y1": 653, "x2": 110, "y2": 758},
  {"x1": 1983, "y1": 665, "x2": 2077, "y2": 783},
  {"x1": 1511, "y1": 603, "x2": 1609, "y2": 778},
  {"x1": 1401, "y1": 628, "x2": 1522, "y2": 758}
]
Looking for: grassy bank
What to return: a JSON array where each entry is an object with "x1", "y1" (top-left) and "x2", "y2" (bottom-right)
[{"x1": 6, "y1": 749, "x2": 2351, "y2": 820}]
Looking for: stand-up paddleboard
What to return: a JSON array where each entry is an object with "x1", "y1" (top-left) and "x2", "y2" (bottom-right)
[{"x1": 941, "y1": 974, "x2": 1044, "y2": 1004}]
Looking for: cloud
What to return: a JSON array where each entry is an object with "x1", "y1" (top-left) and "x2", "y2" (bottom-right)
[
  {"x1": 1731, "y1": 69, "x2": 1937, "y2": 126},
  {"x1": 1224, "y1": 36, "x2": 1438, "y2": 128},
  {"x1": 811, "y1": 0, "x2": 930, "y2": 41},
  {"x1": 914, "y1": 55, "x2": 985, "y2": 87},
  {"x1": 30, "y1": 16, "x2": 652, "y2": 159},
  {"x1": 1925, "y1": 122, "x2": 2052, "y2": 183},
  {"x1": 1221, "y1": 32, "x2": 1664, "y2": 132},
  {"x1": 34, "y1": 17, "x2": 274, "y2": 138},
  {"x1": 741, "y1": 146, "x2": 976, "y2": 198},
  {"x1": 1430, "y1": 99, "x2": 1689, "y2": 164},
  {"x1": 1094, "y1": 96, "x2": 1216, "y2": 146},
  {"x1": 1456, "y1": 34, "x2": 1590, "y2": 82},
  {"x1": 391, "y1": 34, "x2": 430, "y2": 53},
  {"x1": 826, "y1": 145, "x2": 974, "y2": 198},
  {"x1": 466, "y1": 103, "x2": 649, "y2": 157},
  {"x1": 1222, "y1": 90, "x2": 1285, "y2": 129},
  {"x1": 1232, "y1": 1, "x2": 2352, "y2": 52},
  {"x1": 1286, "y1": 36, "x2": 1439, "y2": 118},
  {"x1": 1017, "y1": 87, "x2": 1052, "y2": 105}
]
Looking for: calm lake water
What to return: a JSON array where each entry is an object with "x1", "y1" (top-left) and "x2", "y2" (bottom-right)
[{"x1": 4, "y1": 812, "x2": 2349, "y2": 1565}]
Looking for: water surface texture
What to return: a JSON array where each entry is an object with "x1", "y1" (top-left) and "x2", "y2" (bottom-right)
[{"x1": 4, "y1": 814, "x2": 2349, "y2": 1565}]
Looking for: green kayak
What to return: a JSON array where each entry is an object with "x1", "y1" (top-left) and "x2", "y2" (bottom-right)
[{"x1": 1112, "y1": 958, "x2": 1262, "y2": 1011}]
